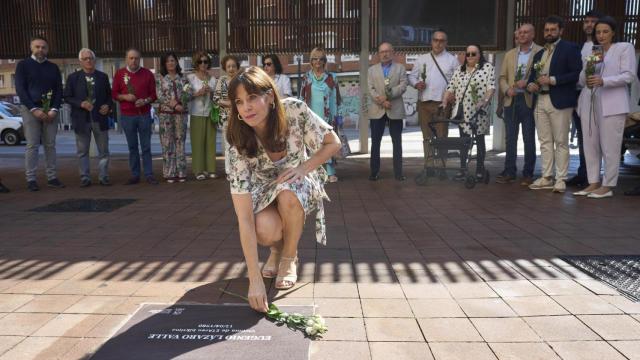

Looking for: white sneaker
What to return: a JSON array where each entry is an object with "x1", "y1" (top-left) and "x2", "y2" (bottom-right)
[
  {"x1": 552, "y1": 180, "x2": 566, "y2": 193},
  {"x1": 529, "y1": 177, "x2": 554, "y2": 190}
]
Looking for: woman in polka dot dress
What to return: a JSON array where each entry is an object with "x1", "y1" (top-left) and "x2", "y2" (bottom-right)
[{"x1": 443, "y1": 44, "x2": 495, "y2": 181}]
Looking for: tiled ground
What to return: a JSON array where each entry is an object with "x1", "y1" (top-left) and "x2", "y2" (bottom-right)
[{"x1": 0, "y1": 147, "x2": 640, "y2": 359}]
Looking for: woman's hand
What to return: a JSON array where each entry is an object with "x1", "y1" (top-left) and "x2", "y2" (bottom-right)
[
  {"x1": 195, "y1": 87, "x2": 208, "y2": 97},
  {"x1": 587, "y1": 75, "x2": 603, "y2": 88},
  {"x1": 248, "y1": 279, "x2": 269, "y2": 313},
  {"x1": 277, "y1": 164, "x2": 307, "y2": 184}
]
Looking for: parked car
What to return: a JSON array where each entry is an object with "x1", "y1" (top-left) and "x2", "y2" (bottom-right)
[{"x1": 0, "y1": 102, "x2": 24, "y2": 145}]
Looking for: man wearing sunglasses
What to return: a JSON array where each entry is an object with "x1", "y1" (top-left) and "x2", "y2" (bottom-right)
[{"x1": 409, "y1": 30, "x2": 460, "y2": 175}]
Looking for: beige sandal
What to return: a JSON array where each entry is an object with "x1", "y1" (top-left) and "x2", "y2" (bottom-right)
[
  {"x1": 275, "y1": 256, "x2": 298, "y2": 289},
  {"x1": 261, "y1": 249, "x2": 281, "y2": 278}
]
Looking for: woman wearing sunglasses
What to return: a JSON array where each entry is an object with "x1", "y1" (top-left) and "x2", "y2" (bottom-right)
[
  {"x1": 300, "y1": 47, "x2": 341, "y2": 183},
  {"x1": 442, "y1": 44, "x2": 495, "y2": 181},
  {"x1": 187, "y1": 51, "x2": 218, "y2": 180},
  {"x1": 262, "y1": 54, "x2": 292, "y2": 98}
]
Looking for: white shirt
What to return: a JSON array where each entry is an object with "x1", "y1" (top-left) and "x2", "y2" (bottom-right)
[
  {"x1": 187, "y1": 73, "x2": 217, "y2": 116},
  {"x1": 581, "y1": 40, "x2": 594, "y2": 61},
  {"x1": 409, "y1": 51, "x2": 459, "y2": 102},
  {"x1": 273, "y1": 74, "x2": 292, "y2": 97}
]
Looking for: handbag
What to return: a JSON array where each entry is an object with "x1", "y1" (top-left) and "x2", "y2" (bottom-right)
[
  {"x1": 209, "y1": 103, "x2": 220, "y2": 124},
  {"x1": 333, "y1": 115, "x2": 351, "y2": 159},
  {"x1": 451, "y1": 68, "x2": 479, "y2": 121}
]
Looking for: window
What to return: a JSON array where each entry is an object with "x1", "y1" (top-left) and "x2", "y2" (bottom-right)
[
  {"x1": 0, "y1": 75, "x2": 4, "y2": 88},
  {"x1": 8, "y1": 59, "x2": 15, "y2": 64},
  {"x1": 11, "y1": 74, "x2": 15, "y2": 88}
]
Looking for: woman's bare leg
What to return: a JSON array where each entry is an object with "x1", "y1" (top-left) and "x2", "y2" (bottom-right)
[
  {"x1": 275, "y1": 190, "x2": 305, "y2": 258},
  {"x1": 255, "y1": 203, "x2": 283, "y2": 248},
  {"x1": 255, "y1": 203, "x2": 284, "y2": 277},
  {"x1": 274, "y1": 190, "x2": 305, "y2": 289}
]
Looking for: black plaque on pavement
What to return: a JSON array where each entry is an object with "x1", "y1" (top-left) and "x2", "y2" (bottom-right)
[{"x1": 90, "y1": 304, "x2": 313, "y2": 360}]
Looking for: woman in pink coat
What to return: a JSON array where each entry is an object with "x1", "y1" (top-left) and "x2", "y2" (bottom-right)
[{"x1": 574, "y1": 16, "x2": 636, "y2": 199}]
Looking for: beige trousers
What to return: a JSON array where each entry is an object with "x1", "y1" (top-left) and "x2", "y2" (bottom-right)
[
  {"x1": 534, "y1": 95, "x2": 573, "y2": 180},
  {"x1": 418, "y1": 101, "x2": 448, "y2": 166}
]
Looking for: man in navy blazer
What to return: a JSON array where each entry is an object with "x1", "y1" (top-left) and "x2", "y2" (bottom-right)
[
  {"x1": 526, "y1": 15, "x2": 582, "y2": 193},
  {"x1": 15, "y1": 36, "x2": 65, "y2": 191},
  {"x1": 63, "y1": 48, "x2": 113, "y2": 187}
]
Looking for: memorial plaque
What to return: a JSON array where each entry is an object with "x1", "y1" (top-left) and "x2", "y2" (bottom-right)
[{"x1": 91, "y1": 304, "x2": 313, "y2": 360}]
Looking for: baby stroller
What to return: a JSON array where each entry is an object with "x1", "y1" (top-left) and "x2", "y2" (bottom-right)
[{"x1": 415, "y1": 108, "x2": 490, "y2": 189}]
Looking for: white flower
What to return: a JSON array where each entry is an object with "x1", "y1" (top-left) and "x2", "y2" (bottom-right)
[
  {"x1": 280, "y1": 312, "x2": 289, "y2": 318},
  {"x1": 585, "y1": 54, "x2": 602, "y2": 63},
  {"x1": 306, "y1": 319, "x2": 315, "y2": 326},
  {"x1": 305, "y1": 327, "x2": 317, "y2": 336},
  {"x1": 183, "y1": 83, "x2": 191, "y2": 92},
  {"x1": 123, "y1": 73, "x2": 130, "y2": 85}
]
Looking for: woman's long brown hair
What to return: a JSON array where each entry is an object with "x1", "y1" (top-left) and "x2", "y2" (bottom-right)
[{"x1": 226, "y1": 66, "x2": 288, "y2": 158}]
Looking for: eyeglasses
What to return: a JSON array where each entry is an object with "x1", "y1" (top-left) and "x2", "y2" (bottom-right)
[
  {"x1": 197, "y1": 59, "x2": 210, "y2": 64},
  {"x1": 310, "y1": 57, "x2": 323, "y2": 62},
  {"x1": 263, "y1": 62, "x2": 273, "y2": 67},
  {"x1": 466, "y1": 52, "x2": 478, "y2": 57}
]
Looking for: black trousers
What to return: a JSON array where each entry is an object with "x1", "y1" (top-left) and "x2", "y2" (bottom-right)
[
  {"x1": 572, "y1": 110, "x2": 587, "y2": 180},
  {"x1": 370, "y1": 114, "x2": 403, "y2": 177},
  {"x1": 460, "y1": 133, "x2": 486, "y2": 174}
]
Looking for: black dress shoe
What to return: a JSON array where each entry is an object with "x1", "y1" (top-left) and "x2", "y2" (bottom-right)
[
  {"x1": 496, "y1": 175, "x2": 516, "y2": 184},
  {"x1": 624, "y1": 185, "x2": 640, "y2": 196},
  {"x1": 80, "y1": 178, "x2": 92, "y2": 188},
  {"x1": 0, "y1": 182, "x2": 10, "y2": 193},
  {"x1": 99, "y1": 178, "x2": 112, "y2": 186},
  {"x1": 368, "y1": 174, "x2": 379, "y2": 181},
  {"x1": 565, "y1": 176, "x2": 587, "y2": 187},
  {"x1": 47, "y1": 178, "x2": 65, "y2": 188},
  {"x1": 27, "y1": 180, "x2": 40, "y2": 192},
  {"x1": 124, "y1": 177, "x2": 140, "y2": 185},
  {"x1": 395, "y1": 175, "x2": 407, "y2": 181},
  {"x1": 146, "y1": 176, "x2": 159, "y2": 185}
]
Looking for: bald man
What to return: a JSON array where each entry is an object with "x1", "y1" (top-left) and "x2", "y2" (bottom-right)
[{"x1": 497, "y1": 24, "x2": 542, "y2": 186}]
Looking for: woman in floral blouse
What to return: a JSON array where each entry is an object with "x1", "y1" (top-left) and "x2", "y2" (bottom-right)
[
  {"x1": 213, "y1": 55, "x2": 241, "y2": 173},
  {"x1": 226, "y1": 67, "x2": 340, "y2": 312},
  {"x1": 156, "y1": 52, "x2": 190, "y2": 182},
  {"x1": 300, "y1": 47, "x2": 341, "y2": 183},
  {"x1": 443, "y1": 44, "x2": 495, "y2": 181}
]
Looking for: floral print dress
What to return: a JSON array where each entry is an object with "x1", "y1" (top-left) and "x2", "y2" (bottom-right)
[
  {"x1": 226, "y1": 98, "x2": 333, "y2": 245},
  {"x1": 446, "y1": 62, "x2": 495, "y2": 136},
  {"x1": 155, "y1": 73, "x2": 190, "y2": 179},
  {"x1": 213, "y1": 74, "x2": 232, "y2": 173}
]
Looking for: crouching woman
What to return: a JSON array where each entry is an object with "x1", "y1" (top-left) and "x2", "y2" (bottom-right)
[{"x1": 226, "y1": 66, "x2": 341, "y2": 312}]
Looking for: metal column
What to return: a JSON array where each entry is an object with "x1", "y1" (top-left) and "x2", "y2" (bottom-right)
[{"x1": 358, "y1": 0, "x2": 370, "y2": 153}]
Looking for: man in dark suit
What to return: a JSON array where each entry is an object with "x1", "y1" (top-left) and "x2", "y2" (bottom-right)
[
  {"x1": 63, "y1": 48, "x2": 113, "y2": 187},
  {"x1": 526, "y1": 15, "x2": 582, "y2": 193}
]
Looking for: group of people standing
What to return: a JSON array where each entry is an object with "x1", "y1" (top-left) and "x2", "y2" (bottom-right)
[
  {"x1": 368, "y1": 12, "x2": 638, "y2": 200},
  {"x1": 498, "y1": 13, "x2": 636, "y2": 199},
  {"x1": 367, "y1": 29, "x2": 496, "y2": 183},
  {"x1": 9, "y1": 36, "x2": 309, "y2": 190}
]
